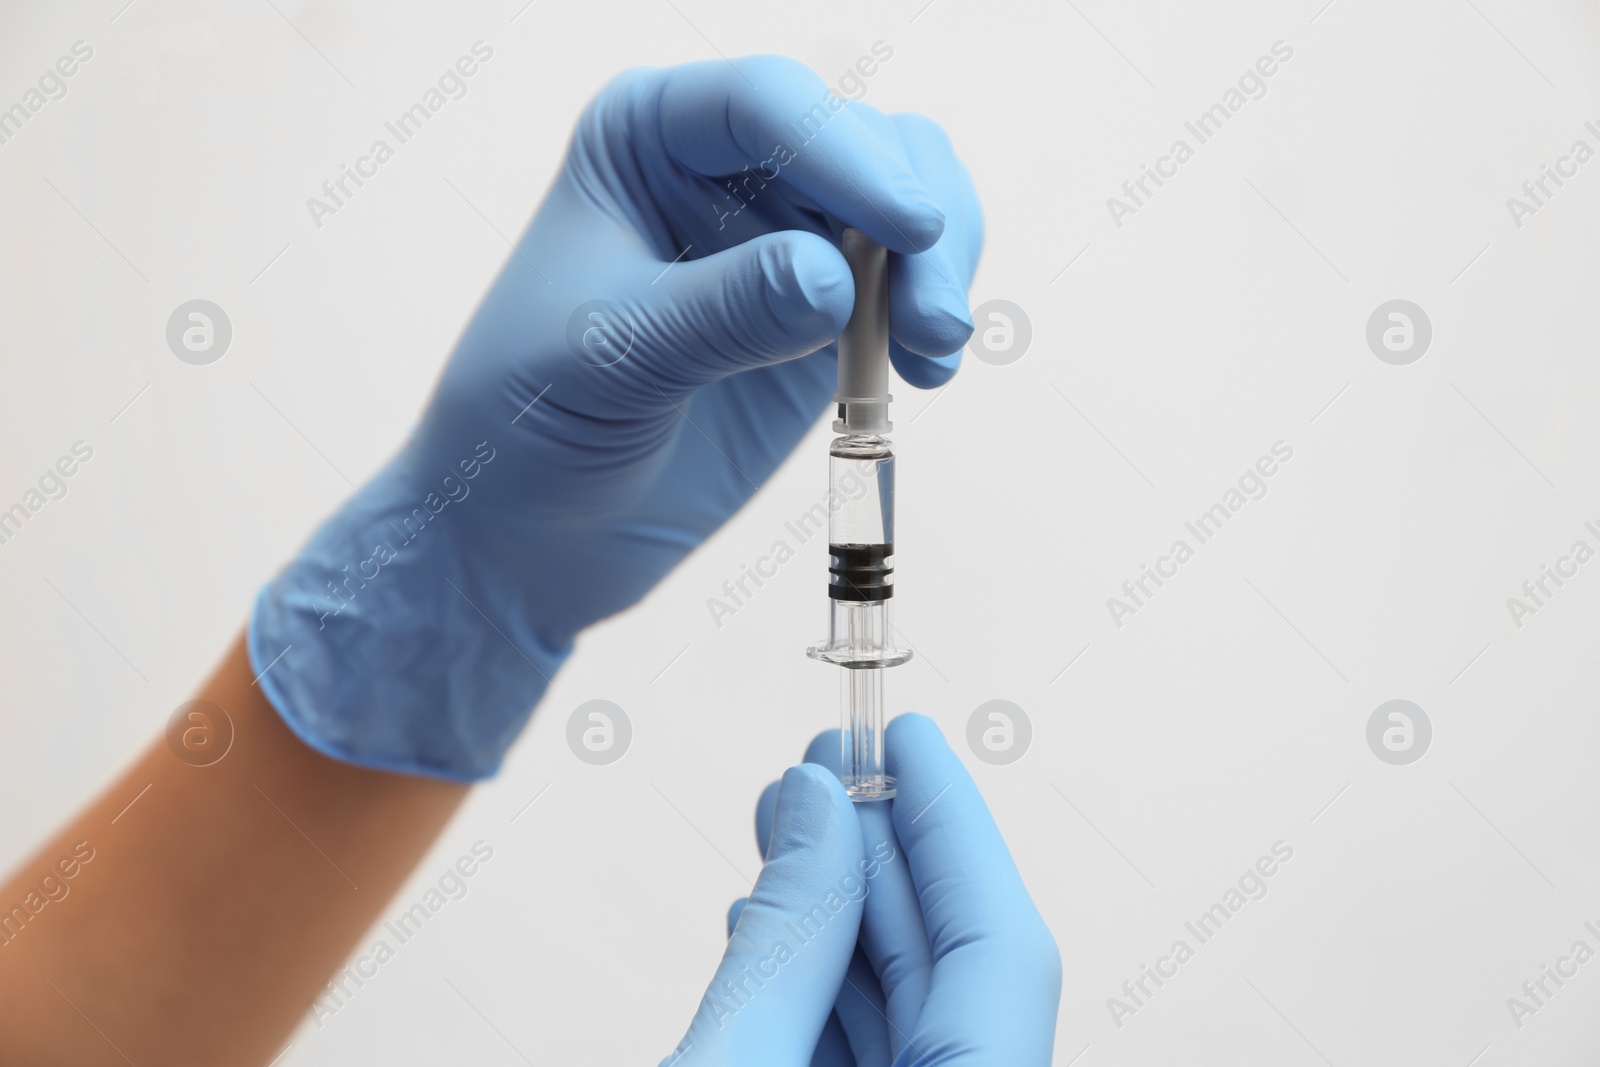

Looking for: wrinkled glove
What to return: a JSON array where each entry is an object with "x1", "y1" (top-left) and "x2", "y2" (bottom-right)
[{"x1": 248, "y1": 56, "x2": 983, "y2": 779}]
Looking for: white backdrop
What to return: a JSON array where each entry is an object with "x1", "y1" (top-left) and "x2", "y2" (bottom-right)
[{"x1": 4, "y1": 0, "x2": 1600, "y2": 1062}]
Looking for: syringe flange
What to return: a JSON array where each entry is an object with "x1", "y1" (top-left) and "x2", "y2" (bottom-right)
[
  {"x1": 805, "y1": 644, "x2": 914, "y2": 669},
  {"x1": 806, "y1": 592, "x2": 912, "y2": 669}
]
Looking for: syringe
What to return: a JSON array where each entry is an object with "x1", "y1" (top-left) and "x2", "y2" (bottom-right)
[{"x1": 807, "y1": 229, "x2": 910, "y2": 802}]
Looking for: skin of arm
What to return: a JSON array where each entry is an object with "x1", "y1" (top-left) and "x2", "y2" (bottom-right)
[{"x1": 0, "y1": 634, "x2": 468, "y2": 1066}]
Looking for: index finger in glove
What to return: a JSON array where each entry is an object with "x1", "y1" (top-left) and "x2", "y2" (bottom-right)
[
  {"x1": 790, "y1": 731, "x2": 933, "y2": 1064},
  {"x1": 668, "y1": 765, "x2": 866, "y2": 1067}
]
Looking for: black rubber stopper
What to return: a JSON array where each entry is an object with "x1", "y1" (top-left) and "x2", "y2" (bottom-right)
[{"x1": 828, "y1": 543, "x2": 893, "y2": 601}]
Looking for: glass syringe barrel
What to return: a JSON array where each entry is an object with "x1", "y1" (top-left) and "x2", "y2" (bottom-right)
[
  {"x1": 823, "y1": 433, "x2": 899, "y2": 650},
  {"x1": 819, "y1": 436, "x2": 908, "y2": 800},
  {"x1": 806, "y1": 230, "x2": 908, "y2": 802},
  {"x1": 810, "y1": 436, "x2": 907, "y2": 799}
]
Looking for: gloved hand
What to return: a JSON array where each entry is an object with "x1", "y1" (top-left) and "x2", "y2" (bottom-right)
[
  {"x1": 663, "y1": 763, "x2": 868, "y2": 1067},
  {"x1": 248, "y1": 56, "x2": 983, "y2": 779},
  {"x1": 668, "y1": 714, "x2": 1061, "y2": 1066}
]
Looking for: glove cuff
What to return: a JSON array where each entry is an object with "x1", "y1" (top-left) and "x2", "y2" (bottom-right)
[{"x1": 247, "y1": 456, "x2": 574, "y2": 781}]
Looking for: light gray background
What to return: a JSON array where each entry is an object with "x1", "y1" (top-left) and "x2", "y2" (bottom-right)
[{"x1": 3, "y1": 0, "x2": 1598, "y2": 1063}]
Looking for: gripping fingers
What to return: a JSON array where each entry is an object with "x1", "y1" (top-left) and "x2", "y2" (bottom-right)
[
  {"x1": 654, "y1": 57, "x2": 944, "y2": 254},
  {"x1": 670, "y1": 766, "x2": 866, "y2": 1067},
  {"x1": 885, "y1": 714, "x2": 1061, "y2": 1065}
]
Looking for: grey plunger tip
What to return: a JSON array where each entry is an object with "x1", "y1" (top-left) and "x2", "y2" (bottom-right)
[{"x1": 835, "y1": 228, "x2": 891, "y2": 435}]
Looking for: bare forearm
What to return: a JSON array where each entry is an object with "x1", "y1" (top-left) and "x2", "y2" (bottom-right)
[{"x1": 0, "y1": 633, "x2": 468, "y2": 1066}]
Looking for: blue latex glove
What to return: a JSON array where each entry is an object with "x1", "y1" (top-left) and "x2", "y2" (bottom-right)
[
  {"x1": 679, "y1": 715, "x2": 1061, "y2": 1066},
  {"x1": 663, "y1": 764, "x2": 867, "y2": 1066},
  {"x1": 247, "y1": 56, "x2": 983, "y2": 779}
]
